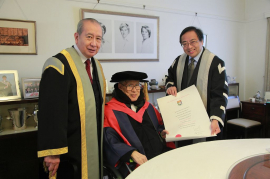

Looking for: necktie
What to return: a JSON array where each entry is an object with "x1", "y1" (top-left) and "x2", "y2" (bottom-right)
[
  {"x1": 85, "y1": 59, "x2": 93, "y2": 84},
  {"x1": 187, "y1": 58, "x2": 195, "y2": 84}
]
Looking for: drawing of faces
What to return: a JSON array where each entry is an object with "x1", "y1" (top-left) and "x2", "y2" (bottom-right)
[
  {"x1": 119, "y1": 23, "x2": 130, "y2": 39},
  {"x1": 141, "y1": 26, "x2": 151, "y2": 40},
  {"x1": 115, "y1": 21, "x2": 134, "y2": 53},
  {"x1": 97, "y1": 19, "x2": 112, "y2": 53},
  {"x1": 136, "y1": 22, "x2": 154, "y2": 53}
]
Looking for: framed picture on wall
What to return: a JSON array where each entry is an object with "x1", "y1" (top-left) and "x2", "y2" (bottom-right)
[
  {"x1": 21, "y1": 78, "x2": 40, "y2": 99},
  {"x1": 81, "y1": 9, "x2": 159, "y2": 62},
  {"x1": 0, "y1": 70, "x2": 21, "y2": 101},
  {"x1": 0, "y1": 19, "x2": 37, "y2": 55}
]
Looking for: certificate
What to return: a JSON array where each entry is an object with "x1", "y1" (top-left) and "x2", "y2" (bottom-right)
[{"x1": 157, "y1": 85, "x2": 215, "y2": 142}]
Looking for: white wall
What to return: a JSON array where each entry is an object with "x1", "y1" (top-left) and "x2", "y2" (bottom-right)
[
  {"x1": 245, "y1": 0, "x2": 270, "y2": 99},
  {"x1": 0, "y1": 0, "x2": 247, "y2": 102}
]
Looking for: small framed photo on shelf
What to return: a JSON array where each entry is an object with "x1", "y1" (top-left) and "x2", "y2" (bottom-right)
[
  {"x1": 22, "y1": 78, "x2": 40, "y2": 99},
  {"x1": 0, "y1": 70, "x2": 21, "y2": 100}
]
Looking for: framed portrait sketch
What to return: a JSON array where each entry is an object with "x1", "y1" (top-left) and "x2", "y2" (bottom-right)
[
  {"x1": 81, "y1": 9, "x2": 159, "y2": 62},
  {"x1": 0, "y1": 19, "x2": 37, "y2": 55},
  {"x1": 22, "y1": 78, "x2": 40, "y2": 99},
  {"x1": 0, "y1": 70, "x2": 21, "y2": 100},
  {"x1": 203, "y1": 34, "x2": 207, "y2": 48}
]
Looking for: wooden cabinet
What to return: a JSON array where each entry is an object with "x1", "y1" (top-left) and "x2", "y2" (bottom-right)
[
  {"x1": 0, "y1": 131, "x2": 38, "y2": 179},
  {"x1": 0, "y1": 99, "x2": 38, "y2": 179},
  {"x1": 241, "y1": 100, "x2": 268, "y2": 137}
]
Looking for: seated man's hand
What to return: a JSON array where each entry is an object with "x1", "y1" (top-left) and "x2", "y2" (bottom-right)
[
  {"x1": 131, "y1": 151, "x2": 148, "y2": 165},
  {"x1": 44, "y1": 155, "x2": 60, "y2": 177},
  {"x1": 166, "y1": 86, "x2": 177, "y2": 96},
  {"x1": 160, "y1": 130, "x2": 169, "y2": 139}
]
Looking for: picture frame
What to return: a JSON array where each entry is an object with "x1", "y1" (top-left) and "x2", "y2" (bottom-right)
[
  {"x1": 0, "y1": 19, "x2": 37, "y2": 55},
  {"x1": 203, "y1": 34, "x2": 207, "y2": 48},
  {"x1": 81, "y1": 9, "x2": 159, "y2": 62},
  {"x1": 21, "y1": 78, "x2": 40, "y2": 99},
  {"x1": 0, "y1": 70, "x2": 21, "y2": 100}
]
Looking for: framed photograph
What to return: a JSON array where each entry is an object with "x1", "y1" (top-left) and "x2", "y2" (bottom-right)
[
  {"x1": 0, "y1": 70, "x2": 21, "y2": 100},
  {"x1": 203, "y1": 34, "x2": 207, "y2": 48},
  {"x1": 81, "y1": 9, "x2": 159, "y2": 62},
  {"x1": 22, "y1": 78, "x2": 40, "y2": 99},
  {"x1": 0, "y1": 19, "x2": 37, "y2": 55}
]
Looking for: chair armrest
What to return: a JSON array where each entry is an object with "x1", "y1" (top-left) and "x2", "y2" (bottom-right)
[{"x1": 103, "y1": 163, "x2": 124, "y2": 179}]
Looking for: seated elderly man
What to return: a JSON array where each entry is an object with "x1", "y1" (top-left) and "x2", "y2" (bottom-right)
[{"x1": 103, "y1": 71, "x2": 175, "y2": 177}]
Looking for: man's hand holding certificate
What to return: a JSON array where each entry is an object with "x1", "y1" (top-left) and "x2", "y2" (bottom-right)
[{"x1": 157, "y1": 85, "x2": 216, "y2": 142}]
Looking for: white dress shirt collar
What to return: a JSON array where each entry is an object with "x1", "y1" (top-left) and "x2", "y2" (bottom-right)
[
  {"x1": 74, "y1": 44, "x2": 88, "y2": 64},
  {"x1": 74, "y1": 44, "x2": 93, "y2": 79},
  {"x1": 188, "y1": 47, "x2": 203, "y2": 66}
]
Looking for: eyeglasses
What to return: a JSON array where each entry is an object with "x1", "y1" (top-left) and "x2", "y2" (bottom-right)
[
  {"x1": 181, "y1": 40, "x2": 199, "y2": 48},
  {"x1": 121, "y1": 83, "x2": 142, "y2": 91}
]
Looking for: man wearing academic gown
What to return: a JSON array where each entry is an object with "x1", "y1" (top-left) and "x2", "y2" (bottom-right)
[
  {"x1": 166, "y1": 26, "x2": 228, "y2": 146},
  {"x1": 103, "y1": 71, "x2": 175, "y2": 177},
  {"x1": 37, "y1": 18, "x2": 106, "y2": 179}
]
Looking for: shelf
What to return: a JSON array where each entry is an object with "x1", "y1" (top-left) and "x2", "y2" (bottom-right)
[
  {"x1": 0, "y1": 126, "x2": 37, "y2": 136},
  {"x1": 0, "y1": 98, "x2": 38, "y2": 105},
  {"x1": 228, "y1": 83, "x2": 239, "y2": 86},
  {"x1": 0, "y1": 126, "x2": 37, "y2": 140},
  {"x1": 148, "y1": 88, "x2": 166, "y2": 93}
]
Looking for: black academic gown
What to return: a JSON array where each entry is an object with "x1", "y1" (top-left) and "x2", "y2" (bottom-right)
[
  {"x1": 166, "y1": 48, "x2": 228, "y2": 143},
  {"x1": 104, "y1": 97, "x2": 175, "y2": 177},
  {"x1": 38, "y1": 47, "x2": 106, "y2": 179}
]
